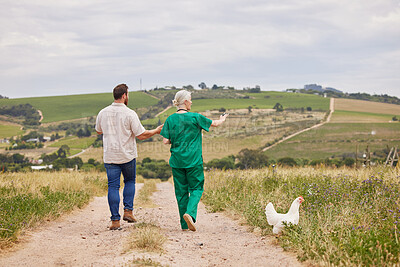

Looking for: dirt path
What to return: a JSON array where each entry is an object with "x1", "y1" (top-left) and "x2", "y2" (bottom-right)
[
  {"x1": 0, "y1": 183, "x2": 303, "y2": 267},
  {"x1": 155, "y1": 105, "x2": 172, "y2": 117},
  {"x1": 143, "y1": 91, "x2": 160, "y2": 100},
  {"x1": 263, "y1": 97, "x2": 335, "y2": 152},
  {"x1": 37, "y1": 110, "x2": 43, "y2": 123}
]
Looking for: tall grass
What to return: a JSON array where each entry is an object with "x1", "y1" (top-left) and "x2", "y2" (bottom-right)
[
  {"x1": 0, "y1": 171, "x2": 107, "y2": 248},
  {"x1": 203, "y1": 166, "x2": 400, "y2": 266}
]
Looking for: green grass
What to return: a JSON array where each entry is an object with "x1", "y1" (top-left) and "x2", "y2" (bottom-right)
[
  {"x1": 0, "y1": 124, "x2": 24, "y2": 139},
  {"x1": 142, "y1": 91, "x2": 329, "y2": 125},
  {"x1": 0, "y1": 186, "x2": 90, "y2": 244},
  {"x1": 331, "y1": 110, "x2": 396, "y2": 123},
  {"x1": 265, "y1": 122, "x2": 400, "y2": 160},
  {"x1": 191, "y1": 93, "x2": 329, "y2": 112},
  {"x1": 203, "y1": 167, "x2": 400, "y2": 266},
  {"x1": 0, "y1": 171, "x2": 107, "y2": 248},
  {"x1": 0, "y1": 92, "x2": 158, "y2": 123},
  {"x1": 48, "y1": 136, "x2": 97, "y2": 149}
]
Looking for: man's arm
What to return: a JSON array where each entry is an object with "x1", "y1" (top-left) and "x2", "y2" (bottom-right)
[{"x1": 137, "y1": 124, "x2": 163, "y2": 140}]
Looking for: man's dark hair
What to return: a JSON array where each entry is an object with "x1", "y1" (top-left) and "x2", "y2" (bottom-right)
[{"x1": 113, "y1": 84, "x2": 128, "y2": 100}]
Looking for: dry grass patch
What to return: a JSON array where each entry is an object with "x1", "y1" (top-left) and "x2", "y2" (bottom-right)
[
  {"x1": 335, "y1": 98, "x2": 400, "y2": 115},
  {"x1": 130, "y1": 257, "x2": 164, "y2": 266},
  {"x1": 124, "y1": 222, "x2": 166, "y2": 253},
  {"x1": 0, "y1": 171, "x2": 107, "y2": 197},
  {"x1": 0, "y1": 171, "x2": 107, "y2": 249}
]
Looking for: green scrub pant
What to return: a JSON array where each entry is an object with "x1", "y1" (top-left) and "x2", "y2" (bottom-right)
[{"x1": 172, "y1": 164, "x2": 204, "y2": 229}]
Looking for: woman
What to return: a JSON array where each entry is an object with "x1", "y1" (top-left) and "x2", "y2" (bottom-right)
[{"x1": 160, "y1": 90, "x2": 228, "y2": 231}]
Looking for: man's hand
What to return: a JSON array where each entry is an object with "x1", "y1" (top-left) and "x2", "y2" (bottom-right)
[
  {"x1": 155, "y1": 124, "x2": 164, "y2": 134},
  {"x1": 137, "y1": 124, "x2": 164, "y2": 140}
]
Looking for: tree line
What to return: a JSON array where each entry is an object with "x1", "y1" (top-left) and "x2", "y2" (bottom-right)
[
  {"x1": 205, "y1": 148, "x2": 360, "y2": 170},
  {"x1": 0, "y1": 103, "x2": 41, "y2": 125}
]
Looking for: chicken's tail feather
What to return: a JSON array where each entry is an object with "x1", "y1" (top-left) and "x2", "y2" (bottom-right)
[{"x1": 265, "y1": 202, "x2": 279, "y2": 226}]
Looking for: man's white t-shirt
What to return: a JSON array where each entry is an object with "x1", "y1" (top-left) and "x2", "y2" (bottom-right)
[{"x1": 95, "y1": 103, "x2": 145, "y2": 164}]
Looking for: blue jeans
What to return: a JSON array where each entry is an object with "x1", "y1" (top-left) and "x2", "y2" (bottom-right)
[{"x1": 104, "y1": 159, "x2": 136, "y2": 221}]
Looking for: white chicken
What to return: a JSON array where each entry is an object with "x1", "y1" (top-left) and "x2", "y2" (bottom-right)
[{"x1": 265, "y1": 196, "x2": 304, "y2": 234}]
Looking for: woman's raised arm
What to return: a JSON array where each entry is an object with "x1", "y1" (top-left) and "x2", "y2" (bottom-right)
[{"x1": 211, "y1": 113, "x2": 229, "y2": 127}]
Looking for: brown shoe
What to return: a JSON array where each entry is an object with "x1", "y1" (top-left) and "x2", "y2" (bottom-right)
[
  {"x1": 183, "y1": 214, "x2": 196, "y2": 232},
  {"x1": 109, "y1": 220, "x2": 121, "y2": 230},
  {"x1": 123, "y1": 209, "x2": 137, "y2": 223}
]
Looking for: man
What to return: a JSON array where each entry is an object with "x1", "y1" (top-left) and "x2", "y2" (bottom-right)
[{"x1": 95, "y1": 83, "x2": 163, "y2": 230}]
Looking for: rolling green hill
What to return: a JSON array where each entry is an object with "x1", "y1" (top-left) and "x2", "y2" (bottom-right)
[
  {"x1": 0, "y1": 92, "x2": 158, "y2": 123},
  {"x1": 142, "y1": 91, "x2": 330, "y2": 125},
  {"x1": 0, "y1": 124, "x2": 24, "y2": 139},
  {"x1": 2, "y1": 89, "x2": 399, "y2": 163},
  {"x1": 190, "y1": 91, "x2": 329, "y2": 111},
  {"x1": 264, "y1": 122, "x2": 400, "y2": 160}
]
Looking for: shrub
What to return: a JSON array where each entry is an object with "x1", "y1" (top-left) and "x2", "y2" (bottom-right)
[
  {"x1": 277, "y1": 157, "x2": 297, "y2": 167},
  {"x1": 206, "y1": 155, "x2": 235, "y2": 170},
  {"x1": 343, "y1": 157, "x2": 355, "y2": 167},
  {"x1": 236, "y1": 149, "x2": 269, "y2": 169},
  {"x1": 137, "y1": 158, "x2": 171, "y2": 181}
]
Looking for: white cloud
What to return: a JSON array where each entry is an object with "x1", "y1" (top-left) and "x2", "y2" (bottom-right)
[{"x1": 0, "y1": 0, "x2": 399, "y2": 97}]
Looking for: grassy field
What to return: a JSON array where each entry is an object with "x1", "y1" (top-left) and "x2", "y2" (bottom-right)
[
  {"x1": 330, "y1": 110, "x2": 395, "y2": 123},
  {"x1": 335, "y1": 98, "x2": 400, "y2": 115},
  {"x1": 203, "y1": 166, "x2": 400, "y2": 266},
  {"x1": 191, "y1": 92, "x2": 328, "y2": 112},
  {"x1": 0, "y1": 124, "x2": 24, "y2": 139},
  {"x1": 136, "y1": 133, "x2": 285, "y2": 163},
  {"x1": 0, "y1": 171, "x2": 107, "y2": 248},
  {"x1": 265, "y1": 122, "x2": 400, "y2": 160},
  {"x1": 0, "y1": 92, "x2": 158, "y2": 123},
  {"x1": 124, "y1": 110, "x2": 326, "y2": 163},
  {"x1": 48, "y1": 136, "x2": 97, "y2": 150},
  {"x1": 142, "y1": 91, "x2": 329, "y2": 125}
]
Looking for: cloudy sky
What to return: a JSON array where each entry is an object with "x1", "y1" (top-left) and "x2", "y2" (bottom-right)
[{"x1": 1, "y1": 0, "x2": 399, "y2": 98}]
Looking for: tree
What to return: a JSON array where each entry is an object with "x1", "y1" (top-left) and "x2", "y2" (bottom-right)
[
  {"x1": 198, "y1": 82, "x2": 207, "y2": 89},
  {"x1": 12, "y1": 153, "x2": 25, "y2": 164},
  {"x1": 57, "y1": 145, "x2": 70, "y2": 158},
  {"x1": 206, "y1": 155, "x2": 235, "y2": 170},
  {"x1": 248, "y1": 106, "x2": 252, "y2": 113},
  {"x1": 212, "y1": 84, "x2": 219, "y2": 90},
  {"x1": 77, "y1": 128, "x2": 85, "y2": 138},
  {"x1": 273, "y1": 103, "x2": 283, "y2": 112},
  {"x1": 183, "y1": 85, "x2": 194, "y2": 90},
  {"x1": 219, "y1": 107, "x2": 226, "y2": 112},
  {"x1": 277, "y1": 157, "x2": 297, "y2": 167},
  {"x1": 306, "y1": 107, "x2": 312, "y2": 111},
  {"x1": 236, "y1": 149, "x2": 269, "y2": 169}
]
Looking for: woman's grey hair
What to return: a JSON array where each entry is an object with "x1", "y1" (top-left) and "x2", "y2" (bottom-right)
[{"x1": 172, "y1": 90, "x2": 191, "y2": 108}]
